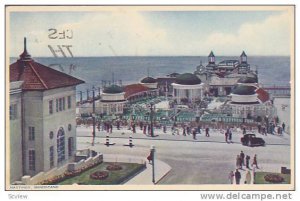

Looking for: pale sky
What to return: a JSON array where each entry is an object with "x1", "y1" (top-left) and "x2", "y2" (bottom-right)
[{"x1": 9, "y1": 10, "x2": 292, "y2": 57}]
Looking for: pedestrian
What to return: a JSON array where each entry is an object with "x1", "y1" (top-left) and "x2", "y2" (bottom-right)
[
  {"x1": 245, "y1": 155, "x2": 250, "y2": 169},
  {"x1": 109, "y1": 124, "x2": 113, "y2": 133},
  {"x1": 139, "y1": 122, "x2": 143, "y2": 130},
  {"x1": 171, "y1": 126, "x2": 175, "y2": 135},
  {"x1": 148, "y1": 124, "x2": 151, "y2": 135},
  {"x1": 187, "y1": 126, "x2": 190, "y2": 135},
  {"x1": 163, "y1": 125, "x2": 167, "y2": 133},
  {"x1": 257, "y1": 123, "x2": 261, "y2": 133},
  {"x1": 225, "y1": 131, "x2": 228, "y2": 142},
  {"x1": 192, "y1": 129, "x2": 196, "y2": 140},
  {"x1": 116, "y1": 121, "x2": 120, "y2": 130},
  {"x1": 235, "y1": 169, "x2": 241, "y2": 184},
  {"x1": 143, "y1": 125, "x2": 147, "y2": 134},
  {"x1": 182, "y1": 126, "x2": 186, "y2": 136},
  {"x1": 242, "y1": 127, "x2": 246, "y2": 135},
  {"x1": 132, "y1": 124, "x2": 136, "y2": 134},
  {"x1": 97, "y1": 122, "x2": 100, "y2": 131},
  {"x1": 228, "y1": 130, "x2": 232, "y2": 143},
  {"x1": 197, "y1": 125, "x2": 201, "y2": 134},
  {"x1": 245, "y1": 170, "x2": 252, "y2": 184},
  {"x1": 282, "y1": 122, "x2": 286, "y2": 132},
  {"x1": 252, "y1": 154, "x2": 259, "y2": 169},
  {"x1": 205, "y1": 127, "x2": 210, "y2": 137},
  {"x1": 228, "y1": 171, "x2": 234, "y2": 184},
  {"x1": 240, "y1": 151, "x2": 245, "y2": 167},
  {"x1": 236, "y1": 155, "x2": 241, "y2": 169}
]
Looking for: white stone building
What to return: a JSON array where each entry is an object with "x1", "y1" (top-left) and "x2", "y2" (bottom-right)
[
  {"x1": 9, "y1": 38, "x2": 84, "y2": 183},
  {"x1": 228, "y1": 78, "x2": 274, "y2": 119},
  {"x1": 9, "y1": 81, "x2": 23, "y2": 183},
  {"x1": 171, "y1": 73, "x2": 204, "y2": 104},
  {"x1": 98, "y1": 85, "x2": 127, "y2": 115}
]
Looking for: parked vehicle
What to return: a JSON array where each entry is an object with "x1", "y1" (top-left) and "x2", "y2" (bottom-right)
[{"x1": 241, "y1": 133, "x2": 265, "y2": 147}]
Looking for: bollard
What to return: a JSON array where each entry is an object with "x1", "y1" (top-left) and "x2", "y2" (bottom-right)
[
  {"x1": 105, "y1": 135, "x2": 109, "y2": 146},
  {"x1": 129, "y1": 135, "x2": 133, "y2": 147}
]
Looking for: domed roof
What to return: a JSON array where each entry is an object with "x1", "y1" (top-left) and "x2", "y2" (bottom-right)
[
  {"x1": 237, "y1": 76, "x2": 257, "y2": 84},
  {"x1": 175, "y1": 73, "x2": 201, "y2": 85},
  {"x1": 141, "y1": 76, "x2": 157, "y2": 83},
  {"x1": 232, "y1": 85, "x2": 256, "y2": 95},
  {"x1": 103, "y1": 85, "x2": 124, "y2": 94}
]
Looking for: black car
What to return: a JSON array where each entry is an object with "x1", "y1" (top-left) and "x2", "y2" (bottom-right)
[{"x1": 241, "y1": 134, "x2": 265, "y2": 147}]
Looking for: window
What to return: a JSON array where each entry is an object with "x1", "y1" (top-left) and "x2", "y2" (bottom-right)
[
  {"x1": 63, "y1": 97, "x2": 65, "y2": 110},
  {"x1": 56, "y1": 99, "x2": 59, "y2": 112},
  {"x1": 68, "y1": 124, "x2": 72, "y2": 131},
  {"x1": 68, "y1": 137, "x2": 74, "y2": 157},
  {"x1": 67, "y1": 96, "x2": 71, "y2": 109},
  {"x1": 57, "y1": 128, "x2": 65, "y2": 164},
  {"x1": 50, "y1": 146, "x2": 54, "y2": 168},
  {"x1": 9, "y1": 104, "x2": 17, "y2": 120},
  {"x1": 49, "y1": 100, "x2": 53, "y2": 114},
  {"x1": 49, "y1": 131, "x2": 54, "y2": 139},
  {"x1": 29, "y1": 150, "x2": 36, "y2": 171},
  {"x1": 29, "y1": 127, "x2": 35, "y2": 141},
  {"x1": 59, "y1": 98, "x2": 63, "y2": 111}
]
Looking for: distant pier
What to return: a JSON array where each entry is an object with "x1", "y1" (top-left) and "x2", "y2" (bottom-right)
[{"x1": 262, "y1": 85, "x2": 291, "y2": 98}]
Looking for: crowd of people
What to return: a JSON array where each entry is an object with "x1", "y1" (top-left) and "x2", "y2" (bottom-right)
[{"x1": 229, "y1": 151, "x2": 259, "y2": 185}]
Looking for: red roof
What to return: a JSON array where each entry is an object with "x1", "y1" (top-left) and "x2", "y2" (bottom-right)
[
  {"x1": 256, "y1": 88, "x2": 270, "y2": 103},
  {"x1": 10, "y1": 60, "x2": 84, "y2": 90},
  {"x1": 124, "y1": 84, "x2": 150, "y2": 99},
  {"x1": 10, "y1": 40, "x2": 84, "y2": 91}
]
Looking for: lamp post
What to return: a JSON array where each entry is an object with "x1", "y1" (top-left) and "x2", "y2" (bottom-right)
[
  {"x1": 92, "y1": 86, "x2": 96, "y2": 146},
  {"x1": 150, "y1": 102, "x2": 155, "y2": 137},
  {"x1": 150, "y1": 145, "x2": 156, "y2": 184}
]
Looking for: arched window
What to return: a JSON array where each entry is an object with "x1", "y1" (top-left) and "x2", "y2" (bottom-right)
[{"x1": 57, "y1": 127, "x2": 65, "y2": 164}]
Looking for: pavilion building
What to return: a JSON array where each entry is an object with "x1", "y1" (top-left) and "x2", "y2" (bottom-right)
[
  {"x1": 227, "y1": 77, "x2": 273, "y2": 119},
  {"x1": 97, "y1": 85, "x2": 126, "y2": 115},
  {"x1": 171, "y1": 73, "x2": 204, "y2": 104}
]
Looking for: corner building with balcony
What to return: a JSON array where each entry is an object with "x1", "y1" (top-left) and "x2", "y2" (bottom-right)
[{"x1": 9, "y1": 38, "x2": 84, "y2": 183}]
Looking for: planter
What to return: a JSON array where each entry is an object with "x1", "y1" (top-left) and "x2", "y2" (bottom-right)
[
  {"x1": 106, "y1": 164, "x2": 123, "y2": 171},
  {"x1": 90, "y1": 171, "x2": 109, "y2": 180},
  {"x1": 264, "y1": 174, "x2": 285, "y2": 183}
]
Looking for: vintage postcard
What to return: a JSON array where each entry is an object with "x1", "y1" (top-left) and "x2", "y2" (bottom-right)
[{"x1": 6, "y1": 5, "x2": 294, "y2": 191}]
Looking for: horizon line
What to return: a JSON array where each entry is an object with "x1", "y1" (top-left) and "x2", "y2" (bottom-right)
[{"x1": 9, "y1": 54, "x2": 291, "y2": 58}]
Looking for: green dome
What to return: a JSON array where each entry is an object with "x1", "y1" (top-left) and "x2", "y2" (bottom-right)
[
  {"x1": 141, "y1": 77, "x2": 157, "y2": 83},
  {"x1": 237, "y1": 77, "x2": 257, "y2": 84},
  {"x1": 232, "y1": 85, "x2": 256, "y2": 95},
  {"x1": 175, "y1": 73, "x2": 201, "y2": 85},
  {"x1": 103, "y1": 85, "x2": 124, "y2": 94}
]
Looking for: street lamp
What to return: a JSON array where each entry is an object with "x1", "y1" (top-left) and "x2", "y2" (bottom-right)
[
  {"x1": 92, "y1": 86, "x2": 96, "y2": 146},
  {"x1": 149, "y1": 102, "x2": 155, "y2": 137},
  {"x1": 150, "y1": 145, "x2": 156, "y2": 184}
]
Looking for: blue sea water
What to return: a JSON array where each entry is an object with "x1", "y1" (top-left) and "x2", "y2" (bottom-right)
[{"x1": 10, "y1": 56, "x2": 291, "y2": 99}]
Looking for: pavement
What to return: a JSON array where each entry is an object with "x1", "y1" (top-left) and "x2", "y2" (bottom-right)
[
  {"x1": 231, "y1": 163, "x2": 290, "y2": 185},
  {"x1": 100, "y1": 154, "x2": 171, "y2": 185},
  {"x1": 76, "y1": 125, "x2": 290, "y2": 184}
]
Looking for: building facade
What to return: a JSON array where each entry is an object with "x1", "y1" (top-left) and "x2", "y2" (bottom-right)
[{"x1": 9, "y1": 38, "x2": 84, "y2": 183}]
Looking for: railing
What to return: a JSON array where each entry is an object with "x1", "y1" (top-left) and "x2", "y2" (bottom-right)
[{"x1": 261, "y1": 85, "x2": 291, "y2": 97}]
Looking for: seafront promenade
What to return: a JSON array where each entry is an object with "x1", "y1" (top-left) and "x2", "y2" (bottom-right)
[{"x1": 76, "y1": 125, "x2": 290, "y2": 184}]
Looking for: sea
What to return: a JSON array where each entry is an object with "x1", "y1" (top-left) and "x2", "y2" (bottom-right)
[{"x1": 10, "y1": 56, "x2": 291, "y2": 99}]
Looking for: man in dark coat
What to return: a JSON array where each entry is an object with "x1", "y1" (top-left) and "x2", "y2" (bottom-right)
[
  {"x1": 240, "y1": 151, "x2": 245, "y2": 167},
  {"x1": 205, "y1": 127, "x2": 210, "y2": 137},
  {"x1": 282, "y1": 122, "x2": 286, "y2": 132},
  {"x1": 246, "y1": 155, "x2": 251, "y2": 169},
  {"x1": 235, "y1": 169, "x2": 241, "y2": 184}
]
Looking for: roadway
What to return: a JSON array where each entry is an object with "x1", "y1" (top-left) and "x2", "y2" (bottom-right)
[{"x1": 76, "y1": 126, "x2": 291, "y2": 184}]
